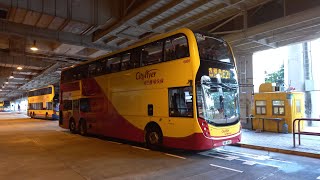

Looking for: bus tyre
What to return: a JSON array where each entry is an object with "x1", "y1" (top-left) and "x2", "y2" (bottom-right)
[
  {"x1": 69, "y1": 119, "x2": 77, "y2": 134},
  {"x1": 145, "y1": 126, "x2": 163, "y2": 150},
  {"x1": 79, "y1": 120, "x2": 87, "y2": 136}
]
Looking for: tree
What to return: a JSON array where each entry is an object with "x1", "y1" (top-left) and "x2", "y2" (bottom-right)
[{"x1": 265, "y1": 64, "x2": 284, "y2": 85}]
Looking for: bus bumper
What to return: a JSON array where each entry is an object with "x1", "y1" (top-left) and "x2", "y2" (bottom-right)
[{"x1": 163, "y1": 131, "x2": 241, "y2": 151}]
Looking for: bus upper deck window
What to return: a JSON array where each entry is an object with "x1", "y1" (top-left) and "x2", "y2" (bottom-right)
[
  {"x1": 165, "y1": 34, "x2": 189, "y2": 61},
  {"x1": 141, "y1": 50, "x2": 149, "y2": 66},
  {"x1": 130, "y1": 49, "x2": 141, "y2": 68},
  {"x1": 121, "y1": 53, "x2": 131, "y2": 71},
  {"x1": 175, "y1": 44, "x2": 189, "y2": 59}
]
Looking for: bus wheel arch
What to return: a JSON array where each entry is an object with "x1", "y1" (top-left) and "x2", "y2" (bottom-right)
[
  {"x1": 69, "y1": 118, "x2": 77, "y2": 134},
  {"x1": 144, "y1": 122, "x2": 163, "y2": 150},
  {"x1": 79, "y1": 118, "x2": 87, "y2": 136}
]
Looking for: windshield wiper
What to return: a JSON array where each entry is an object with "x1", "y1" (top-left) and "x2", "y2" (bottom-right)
[
  {"x1": 219, "y1": 83, "x2": 238, "y2": 90},
  {"x1": 202, "y1": 82, "x2": 238, "y2": 90}
]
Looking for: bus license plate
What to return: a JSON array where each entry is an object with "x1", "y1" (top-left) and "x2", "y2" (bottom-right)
[{"x1": 222, "y1": 140, "x2": 232, "y2": 145}]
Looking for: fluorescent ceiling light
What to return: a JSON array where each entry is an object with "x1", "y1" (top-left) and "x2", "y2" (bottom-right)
[
  {"x1": 9, "y1": 73, "x2": 14, "y2": 79},
  {"x1": 30, "y1": 40, "x2": 38, "y2": 51}
]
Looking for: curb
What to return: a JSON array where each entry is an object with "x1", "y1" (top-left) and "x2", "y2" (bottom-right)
[{"x1": 231, "y1": 143, "x2": 320, "y2": 159}]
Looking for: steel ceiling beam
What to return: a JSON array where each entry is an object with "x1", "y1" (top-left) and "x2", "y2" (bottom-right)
[
  {"x1": 189, "y1": 0, "x2": 269, "y2": 31},
  {"x1": 224, "y1": 6, "x2": 320, "y2": 43},
  {"x1": 0, "y1": 20, "x2": 116, "y2": 51},
  {"x1": 137, "y1": 0, "x2": 184, "y2": 25},
  {"x1": 92, "y1": 0, "x2": 159, "y2": 42},
  {"x1": 152, "y1": 0, "x2": 210, "y2": 30},
  {"x1": 165, "y1": 3, "x2": 227, "y2": 32}
]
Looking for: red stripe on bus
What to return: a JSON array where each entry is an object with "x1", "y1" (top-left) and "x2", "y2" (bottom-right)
[{"x1": 59, "y1": 78, "x2": 241, "y2": 150}]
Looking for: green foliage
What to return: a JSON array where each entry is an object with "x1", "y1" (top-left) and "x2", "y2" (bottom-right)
[{"x1": 265, "y1": 65, "x2": 284, "y2": 85}]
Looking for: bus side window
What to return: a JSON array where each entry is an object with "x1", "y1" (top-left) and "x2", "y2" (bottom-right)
[
  {"x1": 165, "y1": 34, "x2": 189, "y2": 61},
  {"x1": 168, "y1": 86, "x2": 193, "y2": 117},
  {"x1": 141, "y1": 50, "x2": 149, "y2": 66},
  {"x1": 142, "y1": 41, "x2": 163, "y2": 66},
  {"x1": 165, "y1": 39, "x2": 175, "y2": 61},
  {"x1": 106, "y1": 58, "x2": 111, "y2": 73},
  {"x1": 75, "y1": 65, "x2": 88, "y2": 79},
  {"x1": 121, "y1": 52, "x2": 131, "y2": 71},
  {"x1": 96, "y1": 60, "x2": 105, "y2": 76},
  {"x1": 80, "y1": 98, "x2": 90, "y2": 112},
  {"x1": 73, "y1": 100, "x2": 79, "y2": 110},
  {"x1": 111, "y1": 63, "x2": 121, "y2": 72},
  {"x1": 109, "y1": 55, "x2": 121, "y2": 73},
  {"x1": 130, "y1": 48, "x2": 141, "y2": 68},
  {"x1": 88, "y1": 63, "x2": 96, "y2": 77}
]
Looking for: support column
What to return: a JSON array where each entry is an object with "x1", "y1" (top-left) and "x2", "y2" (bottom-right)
[{"x1": 235, "y1": 53, "x2": 254, "y2": 129}]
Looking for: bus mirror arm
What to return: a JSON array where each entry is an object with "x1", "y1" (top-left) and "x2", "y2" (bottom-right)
[{"x1": 188, "y1": 80, "x2": 193, "y2": 86}]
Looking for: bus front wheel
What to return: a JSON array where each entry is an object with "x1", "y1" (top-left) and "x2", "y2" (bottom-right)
[
  {"x1": 145, "y1": 125, "x2": 163, "y2": 150},
  {"x1": 69, "y1": 119, "x2": 77, "y2": 134},
  {"x1": 79, "y1": 119, "x2": 87, "y2": 136}
]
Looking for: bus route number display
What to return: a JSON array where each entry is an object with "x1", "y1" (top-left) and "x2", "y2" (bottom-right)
[{"x1": 208, "y1": 68, "x2": 230, "y2": 79}]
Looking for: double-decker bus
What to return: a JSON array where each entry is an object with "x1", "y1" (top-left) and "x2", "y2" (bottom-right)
[
  {"x1": 0, "y1": 101, "x2": 4, "y2": 112},
  {"x1": 59, "y1": 28, "x2": 241, "y2": 150},
  {"x1": 28, "y1": 85, "x2": 59, "y2": 120},
  {"x1": 0, "y1": 101, "x2": 11, "y2": 112}
]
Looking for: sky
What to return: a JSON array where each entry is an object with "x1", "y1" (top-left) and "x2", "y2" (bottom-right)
[{"x1": 252, "y1": 46, "x2": 288, "y2": 92}]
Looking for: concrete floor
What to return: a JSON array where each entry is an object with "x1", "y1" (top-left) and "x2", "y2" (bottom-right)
[{"x1": 1, "y1": 112, "x2": 320, "y2": 180}]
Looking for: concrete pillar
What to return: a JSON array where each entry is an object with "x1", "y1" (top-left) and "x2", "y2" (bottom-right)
[
  {"x1": 286, "y1": 44, "x2": 304, "y2": 91},
  {"x1": 309, "y1": 39, "x2": 320, "y2": 125},
  {"x1": 235, "y1": 53, "x2": 254, "y2": 129}
]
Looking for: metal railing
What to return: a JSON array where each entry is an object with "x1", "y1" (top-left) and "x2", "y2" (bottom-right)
[{"x1": 293, "y1": 118, "x2": 320, "y2": 147}]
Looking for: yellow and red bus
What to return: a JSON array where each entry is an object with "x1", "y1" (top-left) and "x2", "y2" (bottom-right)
[
  {"x1": 28, "y1": 85, "x2": 59, "y2": 120},
  {"x1": 59, "y1": 28, "x2": 241, "y2": 150},
  {"x1": 0, "y1": 101, "x2": 4, "y2": 112},
  {"x1": 0, "y1": 101, "x2": 10, "y2": 112}
]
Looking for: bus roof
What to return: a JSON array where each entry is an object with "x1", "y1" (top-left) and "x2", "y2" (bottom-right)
[{"x1": 62, "y1": 28, "x2": 196, "y2": 72}]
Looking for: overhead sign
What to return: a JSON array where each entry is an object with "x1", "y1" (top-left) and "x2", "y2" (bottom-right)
[{"x1": 208, "y1": 68, "x2": 231, "y2": 79}]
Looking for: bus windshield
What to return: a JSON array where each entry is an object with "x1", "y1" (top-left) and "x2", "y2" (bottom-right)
[
  {"x1": 195, "y1": 33, "x2": 234, "y2": 64},
  {"x1": 197, "y1": 76, "x2": 239, "y2": 125}
]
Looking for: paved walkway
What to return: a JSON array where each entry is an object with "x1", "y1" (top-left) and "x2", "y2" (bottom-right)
[{"x1": 237, "y1": 128, "x2": 320, "y2": 158}]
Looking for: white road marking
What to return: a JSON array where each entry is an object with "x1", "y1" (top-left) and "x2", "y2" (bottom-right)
[
  {"x1": 216, "y1": 149, "x2": 293, "y2": 164},
  {"x1": 200, "y1": 150, "x2": 283, "y2": 169},
  {"x1": 210, "y1": 164, "x2": 243, "y2": 173},
  {"x1": 164, "y1": 153, "x2": 186, "y2": 159},
  {"x1": 108, "y1": 141, "x2": 122, "y2": 145},
  {"x1": 225, "y1": 155, "x2": 240, "y2": 161},
  {"x1": 242, "y1": 161, "x2": 256, "y2": 166},
  {"x1": 217, "y1": 149, "x2": 270, "y2": 160},
  {"x1": 198, "y1": 152, "x2": 236, "y2": 161},
  {"x1": 316, "y1": 176, "x2": 320, "y2": 179},
  {"x1": 131, "y1": 146, "x2": 149, "y2": 151},
  {"x1": 268, "y1": 158, "x2": 294, "y2": 164},
  {"x1": 237, "y1": 159, "x2": 280, "y2": 168}
]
